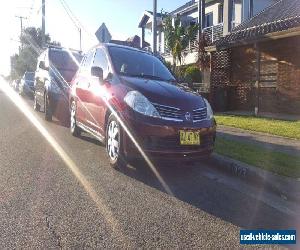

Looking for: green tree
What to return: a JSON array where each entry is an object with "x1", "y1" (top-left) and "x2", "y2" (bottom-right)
[
  {"x1": 10, "y1": 27, "x2": 61, "y2": 80},
  {"x1": 163, "y1": 16, "x2": 198, "y2": 67}
]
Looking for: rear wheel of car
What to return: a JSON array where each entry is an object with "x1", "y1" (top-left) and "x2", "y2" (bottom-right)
[
  {"x1": 70, "y1": 100, "x2": 81, "y2": 137},
  {"x1": 106, "y1": 114, "x2": 125, "y2": 168},
  {"x1": 44, "y1": 93, "x2": 52, "y2": 121},
  {"x1": 33, "y1": 93, "x2": 40, "y2": 112}
]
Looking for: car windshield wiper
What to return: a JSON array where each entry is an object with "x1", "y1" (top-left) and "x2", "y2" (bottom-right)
[
  {"x1": 166, "y1": 78, "x2": 177, "y2": 83},
  {"x1": 121, "y1": 73, "x2": 165, "y2": 81}
]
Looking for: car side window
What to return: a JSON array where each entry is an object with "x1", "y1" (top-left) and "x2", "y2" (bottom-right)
[
  {"x1": 79, "y1": 55, "x2": 87, "y2": 74},
  {"x1": 81, "y1": 56, "x2": 86, "y2": 67},
  {"x1": 84, "y1": 50, "x2": 95, "y2": 71},
  {"x1": 93, "y1": 48, "x2": 109, "y2": 79}
]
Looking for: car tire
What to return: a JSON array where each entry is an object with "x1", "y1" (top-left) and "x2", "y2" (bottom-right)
[
  {"x1": 70, "y1": 100, "x2": 81, "y2": 137},
  {"x1": 106, "y1": 114, "x2": 125, "y2": 168},
  {"x1": 44, "y1": 93, "x2": 52, "y2": 121},
  {"x1": 33, "y1": 93, "x2": 40, "y2": 112}
]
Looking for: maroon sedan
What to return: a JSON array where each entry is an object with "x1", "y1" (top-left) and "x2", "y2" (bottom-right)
[{"x1": 69, "y1": 44, "x2": 216, "y2": 167}]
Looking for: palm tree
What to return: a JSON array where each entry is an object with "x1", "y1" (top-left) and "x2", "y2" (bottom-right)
[
  {"x1": 163, "y1": 16, "x2": 198, "y2": 67},
  {"x1": 196, "y1": 33, "x2": 210, "y2": 71}
]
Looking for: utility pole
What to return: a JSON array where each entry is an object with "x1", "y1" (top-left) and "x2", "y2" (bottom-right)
[
  {"x1": 42, "y1": 0, "x2": 46, "y2": 48},
  {"x1": 249, "y1": 0, "x2": 254, "y2": 18},
  {"x1": 223, "y1": 0, "x2": 233, "y2": 36},
  {"x1": 15, "y1": 16, "x2": 27, "y2": 49},
  {"x1": 198, "y1": 0, "x2": 205, "y2": 38},
  {"x1": 152, "y1": 0, "x2": 157, "y2": 54},
  {"x1": 254, "y1": 42, "x2": 260, "y2": 116},
  {"x1": 79, "y1": 28, "x2": 82, "y2": 51}
]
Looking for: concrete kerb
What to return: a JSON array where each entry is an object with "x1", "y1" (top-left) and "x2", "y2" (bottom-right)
[{"x1": 209, "y1": 153, "x2": 300, "y2": 202}]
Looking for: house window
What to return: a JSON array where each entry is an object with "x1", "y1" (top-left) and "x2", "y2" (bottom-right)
[
  {"x1": 259, "y1": 60, "x2": 278, "y2": 88},
  {"x1": 205, "y1": 13, "x2": 213, "y2": 27},
  {"x1": 218, "y1": 4, "x2": 223, "y2": 23}
]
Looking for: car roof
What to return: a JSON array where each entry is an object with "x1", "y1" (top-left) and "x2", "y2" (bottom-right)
[
  {"x1": 46, "y1": 46, "x2": 82, "y2": 55},
  {"x1": 94, "y1": 43, "x2": 152, "y2": 55}
]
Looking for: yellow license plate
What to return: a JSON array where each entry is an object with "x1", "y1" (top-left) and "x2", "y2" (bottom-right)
[{"x1": 179, "y1": 130, "x2": 200, "y2": 145}]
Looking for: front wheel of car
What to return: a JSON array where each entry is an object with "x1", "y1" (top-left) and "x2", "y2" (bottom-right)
[
  {"x1": 33, "y1": 93, "x2": 40, "y2": 112},
  {"x1": 44, "y1": 93, "x2": 52, "y2": 121},
  {"x1": 70, "y1": 100, "x2": 81, "y2": 137},
  {"x1": 106, "y1": 114, "x2": 125, "y2": 168}
]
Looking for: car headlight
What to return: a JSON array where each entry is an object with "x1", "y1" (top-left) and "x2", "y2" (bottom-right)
[
  {"x1": 124, "y1": 91, "x2": 161, "y2": 118},
  {"x1": 204, "y1": 98, "x2": 214, "y2": 120}
]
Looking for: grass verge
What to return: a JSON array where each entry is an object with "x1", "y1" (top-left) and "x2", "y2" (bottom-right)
[
  {"x1": 215, "y1": 114, "x2": 300, "y2": 139},
  {"x1": 215, "y1": 137, "x2": 300, "y2": 178}
]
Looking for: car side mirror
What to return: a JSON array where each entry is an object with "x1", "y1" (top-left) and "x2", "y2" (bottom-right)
[
  {"x1": 91, "y1": 66, "x2": 104, "y2": 84},
  {"x1": 39, "y1": 61, "x2": 48, "y2": 70}
]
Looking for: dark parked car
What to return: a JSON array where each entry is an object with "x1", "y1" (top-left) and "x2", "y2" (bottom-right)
[
  {"x1": 19, "y1": 72, "x2": 35, "y2": 97},
  {"x1": 69, "y1": 44, "x2": 216, "y2": 167},
  {"x1": 34, "y1": 46, "x2": 83, "y2": 121}
]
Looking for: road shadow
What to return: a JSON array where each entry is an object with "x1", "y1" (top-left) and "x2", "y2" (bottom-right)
[
  {"x1": 78, "y1": 133, "x2": 103, "y2": 146},
  {"x1": 116, "y1": 158, "x2": 300, "y2": 232},
  {"x1": 51, "y1": 119, "x2": 69, "y2": 128}
]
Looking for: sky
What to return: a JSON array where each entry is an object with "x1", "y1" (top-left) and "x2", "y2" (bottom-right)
[{"x1": 0, "y1": 0, "x2": 188, "y2": 76}]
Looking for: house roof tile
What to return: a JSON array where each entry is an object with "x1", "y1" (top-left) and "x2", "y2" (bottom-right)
[{"x1": 217, "y1": 0, "x2": 300, "y2": 49}]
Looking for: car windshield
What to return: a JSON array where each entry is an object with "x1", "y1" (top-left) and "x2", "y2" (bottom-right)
[
  {"x1": 108, "y1": 46, "x2": 175, "y2": 81},
  {"x1": 49, "y1": 50, "x2": 82, "y2": 82},
  {"x1": 49, "y1": 50, "x2": 81, "y2": 72}
]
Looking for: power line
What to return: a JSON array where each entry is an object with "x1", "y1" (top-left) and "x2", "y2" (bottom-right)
[
  {"x1": 58, "y1": 0, "x2": 95, "y2": 50},
  {"x1": 58, "y1": 0, "x2": 94, "y2": 39},
  {"x1": 28, "y1": 0, "x2": 36, "y2": 18},
  {"x1": 61, "y1": 0, "x2": 87, "y2": 32},
  {"x1": 58, "y1": 0, "x2": 80, "y2": 30}
]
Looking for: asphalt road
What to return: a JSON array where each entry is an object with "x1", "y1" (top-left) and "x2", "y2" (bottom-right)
[{"x1": 0, "y1": 86, "x2": 299, "y2": 249}]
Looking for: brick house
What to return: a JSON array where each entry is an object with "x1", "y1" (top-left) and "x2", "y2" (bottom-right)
[{"x1": 211, "y1": 0, "x2": 300, "y2": 114}]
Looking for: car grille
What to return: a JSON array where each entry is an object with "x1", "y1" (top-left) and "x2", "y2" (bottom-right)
[
  {"x1": 152, "y1": 103, "x2": 184, "y2": 121},
  {"x1": 193, "y1": 108, "x2": 207, "y2": 122},
  {"x1": 152, "y1": 103, "x2": 207, "y2": 122}
]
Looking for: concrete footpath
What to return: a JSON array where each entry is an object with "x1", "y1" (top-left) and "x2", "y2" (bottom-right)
[{"x1": 210, "y1": 125, "x2": 300, "y2": 202}]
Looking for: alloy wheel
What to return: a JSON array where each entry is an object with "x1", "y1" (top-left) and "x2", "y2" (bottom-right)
[
  {"x1": 70, "y1": 102, "x2": 76, "y2": 131},
  {"x1": 70, "y1": 101, "x2": 81, "y2": 136},
  {"x1": 33, "y1": 94, "x2": 40, "y2": 111},
  {"x1": 107, "y1": 120, "x2": 120, "y2": 161}
]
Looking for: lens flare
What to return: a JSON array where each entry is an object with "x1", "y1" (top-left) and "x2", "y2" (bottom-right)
[
  {"x1": 15, "y1": 25, "x2": 173, "y2": 195},
  {"x1": 0, "y1": 79, "x2": 133, "y2": 247}
]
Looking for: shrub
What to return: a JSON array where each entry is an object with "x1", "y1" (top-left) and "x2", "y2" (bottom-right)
[
  {"x1": 163, "y1": 60, "x2": 173, "y2": 72},
  {"x1": 184, "y1": 65, "x2": 202, "y2": 83}
]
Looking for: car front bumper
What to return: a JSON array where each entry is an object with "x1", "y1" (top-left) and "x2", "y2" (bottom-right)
[{"x1": 122, "y1": 112, "x2": 216, "y2": 160}]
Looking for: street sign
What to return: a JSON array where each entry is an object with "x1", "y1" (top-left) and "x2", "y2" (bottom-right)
[{"x1": 95, "y1": 23, "x2": 112, "y2": 43}]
